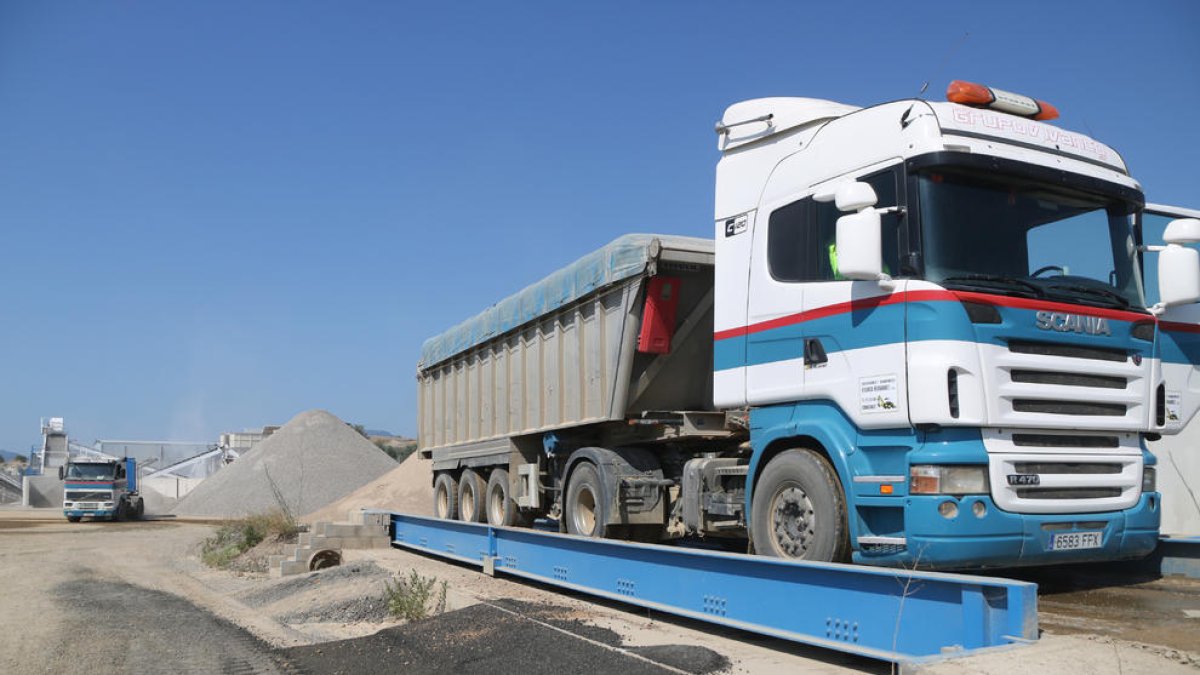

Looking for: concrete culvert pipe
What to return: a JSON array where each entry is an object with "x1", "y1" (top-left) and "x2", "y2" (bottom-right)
[{"x1": 307, "y1": 549, "x2": 342, "y2": 571}]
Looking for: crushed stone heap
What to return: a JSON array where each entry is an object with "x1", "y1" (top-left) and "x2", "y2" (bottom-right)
[
  {"x1": 303, "y1": 450, "x2": 432, "y2": 523},
  {"x1": 172, "y1": 409, "x2": 397, "y2": 518}
]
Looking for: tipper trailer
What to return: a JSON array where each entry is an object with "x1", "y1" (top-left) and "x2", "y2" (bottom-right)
[{"x1": 418, "y1": 81, "x2": 1200, "y2": 569}]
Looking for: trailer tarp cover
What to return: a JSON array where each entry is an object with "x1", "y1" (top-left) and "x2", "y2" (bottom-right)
[{"x1": 419, "y1": 233, "x2": 711, "y2": 369}]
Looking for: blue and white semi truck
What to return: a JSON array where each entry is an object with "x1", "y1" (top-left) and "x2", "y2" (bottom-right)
[
  {"x1": 418, "y1": 81, "x2": 1200, "y2": 569},
  {"x1": 61, "y1": 456, "x2": 145, "y2": 522}
]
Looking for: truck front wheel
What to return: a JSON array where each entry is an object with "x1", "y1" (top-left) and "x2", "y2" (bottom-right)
[
  {"x1": 66, "y1": 516, "x2": 81, "y2": 523},
  {"x1": 750, "y1": 448, "x2": 849, "y2": 562},
  {"x1": 433, "y1": 472, "x2": 458, "y2": 520}
]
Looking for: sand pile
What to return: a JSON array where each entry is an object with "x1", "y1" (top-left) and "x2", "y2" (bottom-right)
[
  {"x1": 172, "y1": 410, "x2": 396, "y2": 518},
  {"x1": 303, "y1": 451, "x2": 432, "y2": 523}
]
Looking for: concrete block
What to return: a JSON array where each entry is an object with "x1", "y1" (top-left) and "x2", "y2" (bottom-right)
[
  {"x1": 279, "y1": 560, "x2": 309, "y2": 576},
  {"x1": 298, "y1": 532, "x2": 312, "y2": 546}
]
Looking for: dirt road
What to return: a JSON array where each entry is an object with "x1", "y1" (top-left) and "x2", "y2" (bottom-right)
[{"x1": 2, "y1": 507, "x2": 1198, "y2": 674}]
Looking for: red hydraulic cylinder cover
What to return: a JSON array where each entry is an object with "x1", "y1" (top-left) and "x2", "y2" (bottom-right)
[{"x1": 638, "y1": 275, "x2": 680, "y2": 354}]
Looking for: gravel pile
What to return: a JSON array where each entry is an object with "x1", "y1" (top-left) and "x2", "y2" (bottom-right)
[
  {"x1": 172, "y1": 410, "x2": 396, "y2": 518},
  {"x1": 303, "y1": 451, "x2": 432, "y2": 523},
  {"x1": 277, "y1": 593, "x2": 392, "y2": 625},
  {"x1": 239, "y1": 562, "x2": 389, "y2": 608}
]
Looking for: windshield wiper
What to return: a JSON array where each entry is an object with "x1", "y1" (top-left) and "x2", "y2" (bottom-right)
[
  {"x1": 939, "y1": 274, "x2": 1046, "y2": 299},
  {"x1": 1043, "y1": 283, "x2": 1134, "y2": 311}
]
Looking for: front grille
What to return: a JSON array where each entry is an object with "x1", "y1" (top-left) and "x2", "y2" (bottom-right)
[
  {"x1": 1013, "y1": 462, "x2": 1123, "y2": 474},
  {"x1": 1012, "y1": 434, "x2": 1120, "y2": 448},
  {"x1": 66, "y1": 491, "x2": 110, "y2": 501},
  {"x1": 1015, "y1": 487, "x2": 1123, "y2": 500},
  {"x1": 1012, "y1": 400, "x2": 1127, "y2": 416},
  {"x1": 1010, "y1": 370, "x2": 1126, "y2": 389},
  {"x1": 1008, "y1": 340, "x2": 1128, "y2": 363}
]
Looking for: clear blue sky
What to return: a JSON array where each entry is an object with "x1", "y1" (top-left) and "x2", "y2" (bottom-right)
[{"x1": 1, "y1": 1, "x2": 1197, "y2": 453}]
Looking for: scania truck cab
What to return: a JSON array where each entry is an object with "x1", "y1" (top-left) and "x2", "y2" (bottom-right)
[
  {"x1": 61, "y1": 457, "x2": 145, "y2": 522},
  {"x1": 420, "y1": 81, "x2": 1200, "y2": 570},
  {"x1": 714, "y1": 81, "x2": 1200, "y2": 566}
]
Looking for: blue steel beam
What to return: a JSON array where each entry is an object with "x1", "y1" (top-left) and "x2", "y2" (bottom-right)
[
  {"x1": 1158, "y1": 536, "x2": 1200, "y2": 579},
  {"x1": 387, "y1": 512, "x2": 1037, "y2": 664}
]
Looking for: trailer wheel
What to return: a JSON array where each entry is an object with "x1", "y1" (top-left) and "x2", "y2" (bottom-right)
[
  {"x1": 485, "y1": 468, "x2": 524, "y2": 527},
  {"x1": 433, "y1": 472, "x2": 459, "y2": 520},
  {"x1": 565, "y1": 463, "x2": 607, "y2": 538},
  {"x1": 458, "y1": 469, "x2": 487, "y2": 523},
  {"x1": 750, "y1": 448, "x2": 849, "y2": 562}
]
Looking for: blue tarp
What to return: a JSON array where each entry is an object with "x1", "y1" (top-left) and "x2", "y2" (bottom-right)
[{"x1": 419, "y1": 233, "x2": 709, "y2": 368}]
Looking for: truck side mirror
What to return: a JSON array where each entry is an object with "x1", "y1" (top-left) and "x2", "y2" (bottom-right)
[
  {"x1": 831, "y1": 182, "x2": 887, "y2": 282},
  {"x1": 836, "y1": 210, "x2": 885, "y2": 281},
  {"x1": 58, "y1": 466, "x2": 64, "y2": 481},
  {"x1": 1158, "y1": 243, "x2": 1200, "y2": 307}
]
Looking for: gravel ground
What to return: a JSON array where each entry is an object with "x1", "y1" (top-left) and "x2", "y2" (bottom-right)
[
  {"x1": 280, "y1": 602, "x2": 727, "y2": 675},
  {"x1": 173, "y1": 410, "x2": 397, "y2": 518},
  {"x1": 278, "y1": 594, "x2": 393, "y2": 625}
]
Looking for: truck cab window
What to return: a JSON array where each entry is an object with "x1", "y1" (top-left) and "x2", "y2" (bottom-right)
[{"x1": 767, "y1": 198, "x2": 815, "y2": 281}]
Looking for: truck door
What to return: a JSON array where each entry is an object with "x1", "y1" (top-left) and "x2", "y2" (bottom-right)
[
  {"x1": 1140, "y1": 204, "x2": 1200, "y2": 535},
  {"x1": 744, "y1": 200, "x2": 807, "y2": 405},
  {"x1": 801, "y1": 166, "x2": 909, "y2": 429}
]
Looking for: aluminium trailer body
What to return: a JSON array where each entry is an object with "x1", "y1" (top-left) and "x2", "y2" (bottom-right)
[{"x1": 417, "y1": 234, "x2": 736, "y2": 533}]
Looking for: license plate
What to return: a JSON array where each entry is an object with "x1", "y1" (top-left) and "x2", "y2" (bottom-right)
[{"x1": 1051, "y1": 531, "x2": 1103, "y2": 551}]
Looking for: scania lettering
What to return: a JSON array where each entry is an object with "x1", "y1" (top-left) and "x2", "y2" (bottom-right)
[{"x1": 417, "y1": 81, "x2": 1200, "y2": 569}]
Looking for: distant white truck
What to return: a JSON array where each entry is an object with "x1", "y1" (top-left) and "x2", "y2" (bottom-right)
[
  {"x1": 417, "y1": 81, "x2": 1200, "y2": 569},
  {"x1": 61, "y1": 457, "x2": 144, "y2": 522}
]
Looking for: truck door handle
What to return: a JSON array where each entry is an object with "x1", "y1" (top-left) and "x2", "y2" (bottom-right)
[{"x1": 804, "y1": 338, "x2": 827, "y2": 366}]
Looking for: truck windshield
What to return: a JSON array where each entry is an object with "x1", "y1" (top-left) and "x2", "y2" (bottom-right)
[
  {"x1": 65, "y1": 463, "x2": 116, "y2": 480},
  {"x1": 918, "y1": 170, "x2": 1144, "y2": 310}
]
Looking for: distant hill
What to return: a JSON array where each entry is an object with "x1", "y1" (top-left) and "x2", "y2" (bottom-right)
[
  {"x1": 0, "y1": 449, "x2": 27, "y2": 462},
  {"x1": 365, "y1": 429, "x2": 396, "y2": 438}
]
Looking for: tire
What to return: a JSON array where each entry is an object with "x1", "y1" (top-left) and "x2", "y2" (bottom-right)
[
  {"x1": 66, "y1": 516, "x2": 81, "y2": 523},
  {"x1": 485, "y1": 468, "x2": 524, "y2": 527},
  {"x1": 457, "y1": 469, "x2": 486, "y2": 523},
  {"x1": 565, "y1": 463, "x2": 607, "y2": 538},
  {"x1": 112, "y1": 500, "x2": 126, "y2": 522},
  {"x1": 750, "y1": 448, "x2": 849, "y2": 562},
  {"x1": 433, "y1": 472, "x2": 459, "y2": 520},
  {"x1": 134, "y1": 497, "x2": 145, "y2": 518}
]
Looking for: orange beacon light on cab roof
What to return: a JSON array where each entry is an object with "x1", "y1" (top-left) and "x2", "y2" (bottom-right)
[{"x1": 946, "y1": 79, "x2": 1060, "y2": 121}]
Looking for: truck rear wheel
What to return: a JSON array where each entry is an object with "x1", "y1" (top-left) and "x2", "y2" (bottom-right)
[
  {"x1": 485, "y1": 468, "x2": 524, "y2": 527},
  {"x1": 565, "y1": 463, "x2": 607, "y2": 538},
  {"x1": 458, "y1": 469, "x2": 486, "y2": 523},
  {"x1": 750, "y1": 448, "x2": 849, "y2": 562},
  {"x1": 433, "y1": 472, "x2": 459, "y2": 520}
]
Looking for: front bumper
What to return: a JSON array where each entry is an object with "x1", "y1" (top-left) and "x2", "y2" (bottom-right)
[
  {"x1": 64, "y1": 509, "x2": 116, "y2": 518},
  {"x1": 854, "y1": 492, "x2": 1160, "y2": 570}
]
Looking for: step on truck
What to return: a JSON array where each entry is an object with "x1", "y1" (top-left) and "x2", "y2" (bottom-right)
[
  {"x1": 60, "y1": 457, "x2": 145, "y2": 522},
  {"x1": 417, "y1": 80, "x2": 1200, "y2": 569}
]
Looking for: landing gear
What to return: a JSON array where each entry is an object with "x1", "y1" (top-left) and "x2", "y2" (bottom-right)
[{"x1": 750, "y1": 449, "x2": 849, "y2": 562}]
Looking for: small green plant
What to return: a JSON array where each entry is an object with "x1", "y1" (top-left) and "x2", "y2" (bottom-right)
[
  {"x1": 200, "y1": 508, "x2": 302, "y2": 568},
  {"x1": 384, "y1": 569, "x2": 448, "y2": 621}
]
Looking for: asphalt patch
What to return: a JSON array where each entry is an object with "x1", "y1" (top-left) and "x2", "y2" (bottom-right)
[{"x1": 280, "y1": 602, "x2": 729, "y2": 674}]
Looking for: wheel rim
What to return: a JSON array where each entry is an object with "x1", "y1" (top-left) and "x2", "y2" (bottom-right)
[
  {"x1": 461, "y1": 485, "x2": 475, "y2": 520},
  {"x1": 435, "y1": 483, "x2": 449, "y2": 518},
  {"x1": 488, "y1": 484, "x2": 505, "y2": 525},
  {"x1": 572, "y1": 485, "x2": 597, "y2": 536},
  {"x1": 769, "y1": 484, "x2": 815, "y2": 557}
]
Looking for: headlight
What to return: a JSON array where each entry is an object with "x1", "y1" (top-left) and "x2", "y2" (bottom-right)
[
  {"x1": 910, "y1": 465, "x2": 989, "y2": 495},
  {"x1": 1142, "y1": 467, "x2": 1156, "y2": 493}
]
